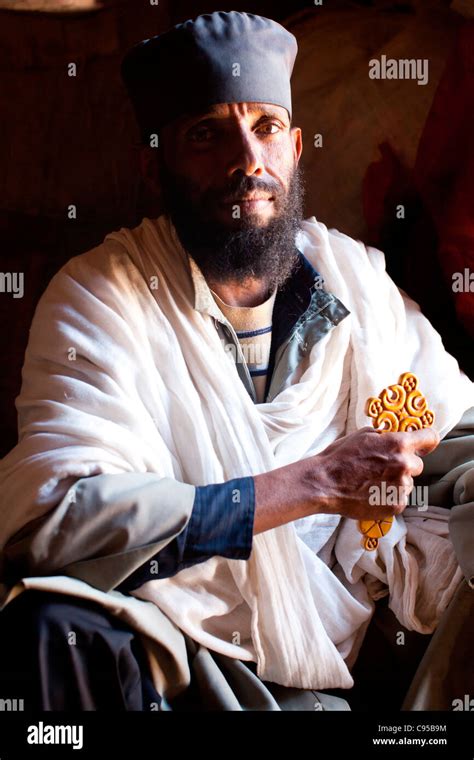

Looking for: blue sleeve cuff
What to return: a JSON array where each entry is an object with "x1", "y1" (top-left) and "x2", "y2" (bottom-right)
[
  {"x1": 117, "y1": 477, "x2": 255, "y2": 589},
  {"x1": 186, "y1": 476, "x2": 255, "y2": 565}
]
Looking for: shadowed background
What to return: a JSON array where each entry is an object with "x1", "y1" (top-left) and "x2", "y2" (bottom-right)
[{"x1": 1, "y1": 0, "x2": 473, "y2": 456}]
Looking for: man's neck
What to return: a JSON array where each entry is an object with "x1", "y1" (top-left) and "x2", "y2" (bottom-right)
[{"x1": 207, "y1": 277, "x2": 273, "y2": 307}]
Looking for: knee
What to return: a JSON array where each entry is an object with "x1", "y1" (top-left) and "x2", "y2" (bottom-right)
[
  {"x1": 0, "y1": 590, "x2": 108, "y2": 645},
  {"x1": 2, "y1": 589, "x2": 63, "y2": 626},
  {"x1": 0, "y1": 589, "x2": 161, "y2": 711}
]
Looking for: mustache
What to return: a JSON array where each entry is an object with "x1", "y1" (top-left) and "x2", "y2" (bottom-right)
[{"x1": 203, "y1": 176, "x2": 284, "y2": 205}]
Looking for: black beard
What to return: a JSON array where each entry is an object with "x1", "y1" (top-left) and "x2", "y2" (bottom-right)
[{"x1": 159, "y1": 163, "x2": 305, "y2": 291}]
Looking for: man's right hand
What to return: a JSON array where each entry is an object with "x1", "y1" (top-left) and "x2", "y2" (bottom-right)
[{"x1": 252, "y1": 426, "x2": 440, "y2": 534}]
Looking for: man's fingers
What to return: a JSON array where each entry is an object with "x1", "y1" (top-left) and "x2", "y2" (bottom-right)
[
  {"x1": 405, "y1": 427, "x2": 440, "y2": 456},
  {"x1": 408, "y1": 454, "x2": 425, "y2": 478}
]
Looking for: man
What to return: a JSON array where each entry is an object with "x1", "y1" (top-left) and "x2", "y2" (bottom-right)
[{"x1": 0, "y1": 11, "x2": 473, "y2": 712}]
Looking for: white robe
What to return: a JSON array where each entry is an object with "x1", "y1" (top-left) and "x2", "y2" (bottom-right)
[{"x1": 1, "y1": 214, "x2": 472, "y2": 691}]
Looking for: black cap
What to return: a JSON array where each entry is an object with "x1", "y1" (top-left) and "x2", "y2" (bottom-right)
[{"x1": 121, "y1": 11, "x2": 298, "y2": 142}]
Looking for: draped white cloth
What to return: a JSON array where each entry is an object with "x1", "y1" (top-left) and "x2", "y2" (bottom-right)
[{"x1": 1, "y1": 214, "x2": 473, "y2": 690}]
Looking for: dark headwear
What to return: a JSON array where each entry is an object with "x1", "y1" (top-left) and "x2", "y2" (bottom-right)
[{"x1": 121, "y1": 11, "x2": 298, "y2": 142}]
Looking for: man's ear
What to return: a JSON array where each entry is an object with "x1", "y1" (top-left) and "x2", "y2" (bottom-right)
[
  {"x1": 291, "y1": 126, "x2": 303, "y2": 164},
  {"x1": 138, "y1": 146, "x2": 161, "y2": 196}
]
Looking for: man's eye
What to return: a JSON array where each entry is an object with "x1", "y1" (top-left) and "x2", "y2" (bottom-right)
[
  {"x1": 188, "y1": 125, "x2": 215, "y2": 142},
  {"x1": 257, "y1": 123, "x2": 281, "y2": 135}
]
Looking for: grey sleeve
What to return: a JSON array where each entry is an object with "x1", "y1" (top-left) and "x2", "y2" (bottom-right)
[
  {"x1": 415, "y1": 406, "x2": 474, "y2": 588},
  {"x1": 1, "y1": 473, "x2": 196, "y2": 593}
]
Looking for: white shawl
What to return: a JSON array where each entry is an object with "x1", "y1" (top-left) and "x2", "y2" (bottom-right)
[{"x1": 1, "y1": 214, "x2": 473, "y2": 690}]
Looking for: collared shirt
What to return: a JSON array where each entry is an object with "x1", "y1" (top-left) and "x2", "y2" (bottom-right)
[
  {"x1": 210, "y1": 286, "x2": 277, "y2": 403},
  {"x1": 188, "y1": 250, "x2": 350, "y2": 404}
]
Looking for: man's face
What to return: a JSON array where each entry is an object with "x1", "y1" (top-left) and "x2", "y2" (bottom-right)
[
  {"x1": 141, "y1": 101, "x2": 305, "y2": 289},
  {"x1": 160, "y1": 101, "x2": 302, "y2": 228}
]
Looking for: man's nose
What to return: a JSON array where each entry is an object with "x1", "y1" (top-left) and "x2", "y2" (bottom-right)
[{"x1": 225, "y1": 128, "x2": 264, "y2": 177}]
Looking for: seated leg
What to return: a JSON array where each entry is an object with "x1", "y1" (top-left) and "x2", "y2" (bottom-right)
[{"x1": 0, "y1": 589, "x2": 163, "y2": 711}]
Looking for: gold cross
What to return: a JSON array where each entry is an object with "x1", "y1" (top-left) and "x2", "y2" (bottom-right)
[{"x1": 360, "y1": 372, "x2": 435, "y2": 551}]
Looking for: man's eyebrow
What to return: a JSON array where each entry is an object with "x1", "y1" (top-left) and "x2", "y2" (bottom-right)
[
  {"x1": 183, "y1": 106, "x2": 289, "y2": 128},
  {"x1": 253, "y1": 109, "x2": 289, "y2": 124}
]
